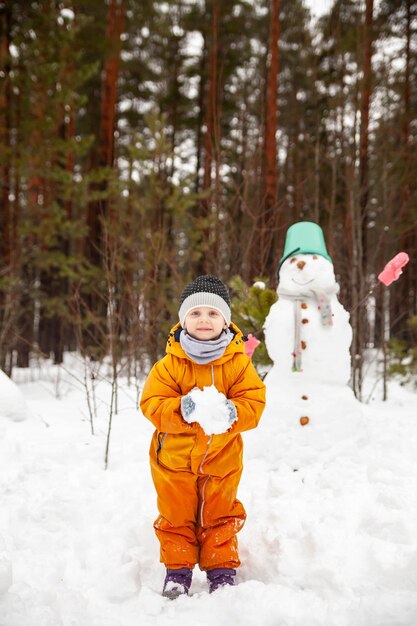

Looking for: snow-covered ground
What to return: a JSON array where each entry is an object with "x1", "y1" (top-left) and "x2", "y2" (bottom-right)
[{"x1": 1, "y1": 356, "x2": 417, "y2": 626}]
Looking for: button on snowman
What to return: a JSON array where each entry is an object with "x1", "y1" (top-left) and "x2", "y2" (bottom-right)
[{"x1": 264, "y1": 222, "x2": 364, "y2": 464}]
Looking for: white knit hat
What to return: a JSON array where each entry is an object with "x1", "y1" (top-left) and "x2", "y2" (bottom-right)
[{"x1": 178, "y1": 275, "x2": 231, "y2": 327}]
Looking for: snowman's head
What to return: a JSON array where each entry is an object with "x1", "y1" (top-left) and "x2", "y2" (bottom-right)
[{"x1": 278, "y1": 253, "x2": 338, "y2": 294}]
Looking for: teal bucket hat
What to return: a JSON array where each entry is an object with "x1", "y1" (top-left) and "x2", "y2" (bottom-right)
[{"x1": 279, "y1": 221, "x2": 333, "y2": 266}]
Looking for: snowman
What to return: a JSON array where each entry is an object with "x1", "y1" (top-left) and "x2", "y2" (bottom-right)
[{"x1": 263, "y1": 222, "x2": 364, "y2": 465}]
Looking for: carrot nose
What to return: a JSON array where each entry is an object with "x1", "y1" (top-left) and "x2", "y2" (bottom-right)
[{"x1": 297, "y1": 261, "x2": 306, "y2": 270}]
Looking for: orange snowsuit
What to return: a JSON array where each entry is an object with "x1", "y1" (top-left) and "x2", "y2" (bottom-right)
[{"x1": 140, "y1": 322, "x2": 266, "y2": 571}]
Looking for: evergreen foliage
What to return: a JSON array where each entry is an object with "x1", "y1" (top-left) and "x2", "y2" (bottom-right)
[
  {"x1": 388, "y1": 316, "x2": 417, "y2": 386},
  {"x1": 229, "y1": 276, "x2": 277, "y2": 367},
  {"x1": 0, "y1": 0, "x2": 416, "y2": 386}
]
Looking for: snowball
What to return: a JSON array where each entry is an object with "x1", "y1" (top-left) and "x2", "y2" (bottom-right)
[{"x1": 189, "y1": 385, "x2": 235, "y2": 435}]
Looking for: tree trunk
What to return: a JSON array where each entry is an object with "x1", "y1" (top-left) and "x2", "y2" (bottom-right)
[
  {"x1": 0, "y1": 2, "x2": 13, "y2": 371},
  {"x1": 259, "y1": 0, "x2": 280, "y2": 280},
  {"x1": 84, "y1": 0, "x2": 125, "y2": 355},
  {"x1": 397, "y1": 0, "x2": 413, "y2": 341},
  {"x1": 352, "y1": 0, "x2": 374, "y2": 398},
  {"x1": 0, "y1": 3, "x2": 12, "y2": 268},
  {"x1": 194, "y1": 37, "x2": 207, "y2": 200},
  {"x1": 359, "y1": 0, "x2": 373, "y2": 272},
  {"x1": 86, "y1": 0, "x2": 125, "y2": 234},
  {"x1": 197, "y1": 0, "x2": 220, "y2": 275}
]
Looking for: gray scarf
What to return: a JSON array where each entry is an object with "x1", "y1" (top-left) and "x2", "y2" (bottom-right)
[
  {"x1": 278, "y1": 283, "x2": 339, "y2": 372},
  {"x1": 179, "y1": 329, "x2": 233, "y2": 364}
]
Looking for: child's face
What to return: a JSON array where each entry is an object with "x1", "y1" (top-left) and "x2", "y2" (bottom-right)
[{"x1": 184, "y1": 307, "x2": 227, "y2": 340}]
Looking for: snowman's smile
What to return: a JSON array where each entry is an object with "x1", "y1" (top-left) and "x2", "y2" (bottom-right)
[{"x1": 292, "y1": 278, "x2": 315, "y2": 286}]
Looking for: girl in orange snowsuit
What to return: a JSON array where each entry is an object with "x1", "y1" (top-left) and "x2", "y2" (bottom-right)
[{"x1": 140, "y1": 275, "x2": 265, "y2": 597}]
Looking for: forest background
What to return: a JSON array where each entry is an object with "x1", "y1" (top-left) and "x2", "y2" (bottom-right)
[{"x1": 0, "y1": 0, "x2": 416, "y2": 400}]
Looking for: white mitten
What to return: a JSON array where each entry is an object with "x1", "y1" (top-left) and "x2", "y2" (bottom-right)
[{"x1": 188, "y1": 385, "x2": 237, "y2": 435}]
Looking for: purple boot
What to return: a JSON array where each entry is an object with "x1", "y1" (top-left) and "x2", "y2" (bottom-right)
[
  {"x1": 162, "y1": 567, "x2": 192, "y2": 599},
  {"x1": 207, "y1": 568, "x2": 236, "y2": 593}
]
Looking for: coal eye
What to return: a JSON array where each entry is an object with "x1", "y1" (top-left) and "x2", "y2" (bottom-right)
[
  {"x1": 290, "y1": 258, "x2": 296, "y2": 264},
  {"x1": 313, "y1": 255, "x2": 318, "y2": 260}
]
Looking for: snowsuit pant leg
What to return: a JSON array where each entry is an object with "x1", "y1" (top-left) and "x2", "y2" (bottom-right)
[
  {"x1": 197, "y1": 463, "x2": 246, "y2": 571},
  {"x1": 150, "y1": 433, "x2": 246, "y2": 571},
  {"x1": 150, "y1": 455, "x2": 200, "y2": 569}
]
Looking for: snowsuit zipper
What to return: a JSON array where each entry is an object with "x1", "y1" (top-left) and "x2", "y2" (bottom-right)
[
  {"x1": 200, "y1": 475, "x2": 211, "y2": 527},
  {"x1": 199, "y1": 434, "x2": 213, "y2": 527},
  {"x1": 187, "y1": 365, "x2": 215, "y2": 527}
]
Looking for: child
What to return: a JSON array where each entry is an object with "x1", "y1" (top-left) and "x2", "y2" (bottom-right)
[{"x1": 140, "y1": 275, "x2": 266, "y2": 598}]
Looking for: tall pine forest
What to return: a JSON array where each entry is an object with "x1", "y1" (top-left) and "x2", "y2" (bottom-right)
[{"x1": 0, "y1": 0, "x2": 416, "y2": 398}]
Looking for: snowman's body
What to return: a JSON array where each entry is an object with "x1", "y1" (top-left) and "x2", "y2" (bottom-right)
[{"x1": 264, "y1": 253, "x2": 364, "y2": 463}]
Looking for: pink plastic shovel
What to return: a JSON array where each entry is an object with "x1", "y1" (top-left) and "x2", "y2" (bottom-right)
[{"x1": 377, "y1": 252, "x2": 410, "y2": 286}]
